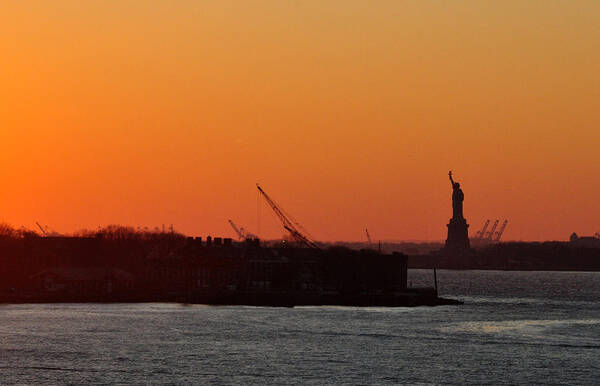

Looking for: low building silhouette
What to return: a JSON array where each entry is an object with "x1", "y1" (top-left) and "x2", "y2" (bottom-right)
[
  {"x1": 0, "y1": 233, "x2": 451, "y2": 306},
  {"x1": 569, "y1": 233, "x2": 600, "y2": 248}
]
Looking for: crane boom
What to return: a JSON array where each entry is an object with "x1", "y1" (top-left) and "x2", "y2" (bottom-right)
[
  {"x1": 228, "y1": 219, "x2": 245, "y2": 240},
  {"x1": 35, "y1": 221, "x2": 47, "y2": 236},
  {"x1": 284, "y1": 226, "x2": 319, "y2": 249},
  {"x1": 365, "y1": 228, "x2": 372, "y2": 245},
  {"x1": 256, "y1": 184, "x2": 319, "y2": 249},
  {"x1": 486, "y1": 220, "x2": 499, "y2": 240},
  {"x1": 476, "y1": 220, "x2": 490, "y2": 239},
  {"x1": 494, "y1": 220, "x2": 508, "y2": 242}
]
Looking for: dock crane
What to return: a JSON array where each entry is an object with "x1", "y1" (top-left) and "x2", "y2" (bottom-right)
[
  {"x1": 485, "y1": 220, "x2": 499, "y2": 240},
  {"x1": 476, "y1": 220, "x2": 490, "y2": 239},
  {"x1": 494, "y1": 220, "x2": 508, "y2": 242},
  {"x1": 256, "y1": 184, "x2": 319, "y2": 249}
]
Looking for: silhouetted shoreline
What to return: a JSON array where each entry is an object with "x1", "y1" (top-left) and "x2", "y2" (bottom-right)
[
  {"x1": 332, "y1": 241, "x2": 600, "y2": 271},
  {"x1": 408, "y1": 241, "x2": 600, "y2": 271},
  {"x1": 2, "y1": 224, "x2": 596, "y2": 308},
  {"x1": 0, "y1": 226, "x2": 460, "y2": 307}
]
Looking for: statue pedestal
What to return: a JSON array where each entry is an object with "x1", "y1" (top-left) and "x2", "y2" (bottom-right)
[{"x1": 445, "y1": 217, "x2": 470, "y2": 251}]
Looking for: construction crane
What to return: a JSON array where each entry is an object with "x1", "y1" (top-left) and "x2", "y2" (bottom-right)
[
  {"x1": 256, "y1": 184, "x2": 319, "y2": 249},
  {"x1": 35, "y1": 221, "x2": 62, "y2": 237},
  {"x1": 485, "y1": 220, "x2": 499, "y2": 240},
  {"x1": 228, "y1": 220, "x2": 244, "y2": 240},
  {"x1": 476, "y1": 220, "x2": 490, "y2": 239},
  {"x1": 494, "y1": 220, "x2": 508, "y2": 242},
  {"x1": 35, "y1": 221, "x2": 47, "y2": 236},
  {"x1": 228, "y1": 219, "x2": 257, "y2": 241},
  {"x1": 365, "y1": 228, "x2": 372, "y2": 246}
]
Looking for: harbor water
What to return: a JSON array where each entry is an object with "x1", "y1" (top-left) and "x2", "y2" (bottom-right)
[{"x1": 1, "y1": 270, "x2": 599, "y2": 384}]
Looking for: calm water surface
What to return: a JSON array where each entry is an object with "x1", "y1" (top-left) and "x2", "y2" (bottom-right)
[{"x1": 1, "y1": 270, "x2": 599, "y2": 384}]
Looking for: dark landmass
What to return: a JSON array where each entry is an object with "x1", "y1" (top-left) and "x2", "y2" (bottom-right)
[
  {"x1": 0, "y1": 225, "x2": 458, "y2": 307},
  {"x1": 325, "y1": 240, "x2": 600, "y2": 271},
  {"x1": 407, "y1": 241, "x2": 600, "y2": 271},
  {"x1": 332, "y1": 241, "x2": 444, "y2": 256}
]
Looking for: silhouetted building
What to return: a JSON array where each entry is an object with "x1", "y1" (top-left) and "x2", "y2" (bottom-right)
[{"x1": 570, "y1": 233, "x2": 600, "y2": 248}]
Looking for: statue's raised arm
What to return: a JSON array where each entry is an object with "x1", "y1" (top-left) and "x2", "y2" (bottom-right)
[{"x1": 449, "y1": 170, "x2": 455, "y2": 186}]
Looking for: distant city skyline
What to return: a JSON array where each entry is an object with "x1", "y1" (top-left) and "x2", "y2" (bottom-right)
[{"x1": 1, "y1": 1, "x2": 599, "y2": 241}]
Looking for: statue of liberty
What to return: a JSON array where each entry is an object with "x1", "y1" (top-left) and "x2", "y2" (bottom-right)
[
  {"x1": 448, "y1": 171, "x2": 464, "y2": 219},
  {"x1": 445, "y1": 170, "x2": 470, "y2": 251}
]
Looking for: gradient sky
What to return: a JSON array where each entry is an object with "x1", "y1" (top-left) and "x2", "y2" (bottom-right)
[{"x1": 1, "y1": 1, "x2": 599, "y2": 241}]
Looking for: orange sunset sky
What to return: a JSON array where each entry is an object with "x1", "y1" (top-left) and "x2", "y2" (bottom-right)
[{"x1": 1, "y1": 1, "x2": 599, "y2": 242}]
